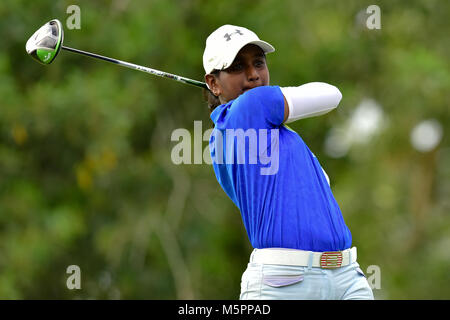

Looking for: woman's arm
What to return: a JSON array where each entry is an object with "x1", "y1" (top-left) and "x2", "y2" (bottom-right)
[{"x1": 281, "y1": 82, "x2": 342, "y2": 123}]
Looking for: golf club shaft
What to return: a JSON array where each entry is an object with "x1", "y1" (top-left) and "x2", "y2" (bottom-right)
[{"x1": 61, "y1": 45, "x2": 208, "y2": 89}]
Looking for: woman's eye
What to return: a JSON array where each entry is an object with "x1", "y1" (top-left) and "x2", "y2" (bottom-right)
[
  {"x1": 255, "y1": 60, "x2": 265, "y2": 67},
  {"x1": 230, "y1": 64, "x2": 243, "y2": 71}
]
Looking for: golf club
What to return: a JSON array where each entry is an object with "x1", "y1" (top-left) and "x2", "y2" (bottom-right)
[{"x1": 26, "y1": 19, "x2": 208, "y2": 89}]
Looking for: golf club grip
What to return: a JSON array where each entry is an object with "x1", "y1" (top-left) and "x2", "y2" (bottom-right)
[{"x1": 61, "y1": 46, "x2": 208, "y2": 89}]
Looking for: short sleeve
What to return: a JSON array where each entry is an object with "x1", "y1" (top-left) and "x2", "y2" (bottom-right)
[{"x1": 226, "y1": 86, "x2": 285, "y2": 130}]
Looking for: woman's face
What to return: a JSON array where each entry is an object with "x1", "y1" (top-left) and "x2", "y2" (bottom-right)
[{"x1": 206, "y1": 44, "x2": 270, "y2": 104}]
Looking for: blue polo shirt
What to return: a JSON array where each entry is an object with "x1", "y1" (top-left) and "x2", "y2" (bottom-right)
[{"x1": 209, "y1": 85, "x2": 352, "y2": 252}]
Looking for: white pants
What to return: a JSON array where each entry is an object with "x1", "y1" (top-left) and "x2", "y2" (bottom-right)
[{"x1": 240, "y1": 253, "x2": 374, "y2": 300}]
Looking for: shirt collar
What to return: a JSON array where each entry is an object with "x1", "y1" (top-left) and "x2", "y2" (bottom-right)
[{"x1": 210, "y1": 101, "x2": 232, "y2": 123}]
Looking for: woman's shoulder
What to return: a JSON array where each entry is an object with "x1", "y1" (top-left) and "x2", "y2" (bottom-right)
[
  {"x1": 227, "y1": 86, "x2": 285, "y2": 128},
  {"x1": 239, "y1": 85, "x2": 280, "y2": 101},
  {"x1": 231, "y1": 85, "x2": 282, "y2": 110}
]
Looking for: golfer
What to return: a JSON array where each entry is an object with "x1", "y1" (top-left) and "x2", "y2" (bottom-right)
[{"x1": 203, "y1": 25, "x2": 374, "y2": 300}]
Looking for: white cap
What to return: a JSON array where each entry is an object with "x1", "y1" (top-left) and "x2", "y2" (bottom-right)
[{"x1": 203, "y1": 24, "x2": 275, "y2": 74}]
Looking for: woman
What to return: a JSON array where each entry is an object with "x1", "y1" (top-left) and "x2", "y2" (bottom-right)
[{"x1": 203, "y1": 24, "x2": 374, "y2": 300}]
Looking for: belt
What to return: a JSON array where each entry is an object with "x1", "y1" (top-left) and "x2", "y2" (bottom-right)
[{"x1": 250, "y1": 247, "x2": 357, "y2": 269}]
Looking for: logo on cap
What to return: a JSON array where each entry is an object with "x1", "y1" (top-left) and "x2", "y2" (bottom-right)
[{"x1": 223, "y1": 29, "x2": 243, "y2": 41}]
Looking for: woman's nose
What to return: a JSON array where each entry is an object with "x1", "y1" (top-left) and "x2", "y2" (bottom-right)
[{"x1": 246, "y1": 66, "x2": 259, "y2": 81}]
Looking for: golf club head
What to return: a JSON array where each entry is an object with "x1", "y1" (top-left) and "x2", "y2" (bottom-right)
[{"x1": 26, "y1": 19, "x2": 64, "y2": 65}]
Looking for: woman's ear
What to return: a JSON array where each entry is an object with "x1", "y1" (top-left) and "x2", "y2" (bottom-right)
[{"x1": 205, "y1": 74, "x2": 221, "y2": 97}]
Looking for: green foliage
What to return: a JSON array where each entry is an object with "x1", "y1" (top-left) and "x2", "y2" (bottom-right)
[{"x1": 0, "y1": 0, "x2": 448, "y2": 299}]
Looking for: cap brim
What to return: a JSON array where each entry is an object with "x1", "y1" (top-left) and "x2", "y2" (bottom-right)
[
  {"x1": 248, "y1": 40, "x2": 275, "y2": 54},
  {"x1": 211, "y1": 39, "x2": 275, "y2": 73}
]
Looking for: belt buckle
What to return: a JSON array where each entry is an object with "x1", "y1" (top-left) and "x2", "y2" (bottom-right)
[{"x1": 320, "y1": 251, "x2": 343, "y2": 269}]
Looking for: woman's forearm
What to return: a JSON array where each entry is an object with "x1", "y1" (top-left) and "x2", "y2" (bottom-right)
[{"x1": 280, "y1": 82, "x2": 342, "y2": 123}]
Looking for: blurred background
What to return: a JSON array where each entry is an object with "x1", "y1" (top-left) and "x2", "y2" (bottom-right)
[{"x1": 0, "y1": 0, "x2": 449, "y2": 299}]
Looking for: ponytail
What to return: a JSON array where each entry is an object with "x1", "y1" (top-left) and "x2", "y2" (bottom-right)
[{"x1": 203, "y1": 88, "x2": 222, "y2": 114}]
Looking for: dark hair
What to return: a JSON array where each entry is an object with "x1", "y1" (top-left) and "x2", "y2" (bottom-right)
[{"x1": 203, "y1": 70, "x2": 221, "y2": 114}]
